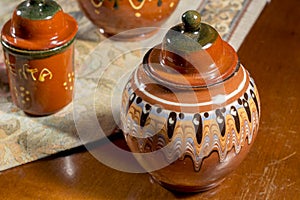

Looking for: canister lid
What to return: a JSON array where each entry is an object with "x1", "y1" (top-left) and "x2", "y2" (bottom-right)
[
  {"x1": 1, "y1": 0, "x2": 78, "y2": 51},
  {"x1": 144, "y1": 10, "x2": 239, "y2": 88}
]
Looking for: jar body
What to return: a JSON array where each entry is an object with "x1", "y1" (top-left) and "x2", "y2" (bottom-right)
[
  {"x1": 77, "y1": 0, "x2": 179, "y2": 39},
  {"x1": 2, "y1": 42, "x2": 75, "y2": 116},
  {"x1": 121, "y1": 62, "x2": 260, "y2": 192}
]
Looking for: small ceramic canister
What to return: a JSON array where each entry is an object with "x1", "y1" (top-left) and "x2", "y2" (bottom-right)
[
  {"x1": 1, "y1": 0, "x2": 78, "y2": 116},
  {"x1": 121, "y1": 11, "x2": 260, "y2": 192}
]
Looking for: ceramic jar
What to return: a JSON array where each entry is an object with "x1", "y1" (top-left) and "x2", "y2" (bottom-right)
[
  {"x1": 120, "y1": 11, "x2": 260, "y2": 192},
  {"x1": 1, "y1": 0, "x2": 78, "y2": 116},
  {"x1": 76, "y1": 0, "x2": 179, "y2": 40}
]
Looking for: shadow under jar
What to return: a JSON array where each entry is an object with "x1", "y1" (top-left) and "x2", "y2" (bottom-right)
[
  {"x1": 76, "y1": 0, "x2": 179, "y2": 40},
  {"x1": 120, "y1": 10, "x2": 261, "y2": 192}
]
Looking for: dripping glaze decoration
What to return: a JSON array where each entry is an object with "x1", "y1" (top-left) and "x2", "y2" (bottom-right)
[
  {"x1": 76, "y1": 0, "x2": 179, "y2": 40},
  {"x1": 1, "y1": 0, "x2": 78, "y2": 115},
  {"x1": 120, "y1": 10, "x2": 260, "y2": 192}
]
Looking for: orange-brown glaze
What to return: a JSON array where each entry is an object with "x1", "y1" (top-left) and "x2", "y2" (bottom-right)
[{"x1": 77, "y1": 0, "x2": 179, "y2": 38}]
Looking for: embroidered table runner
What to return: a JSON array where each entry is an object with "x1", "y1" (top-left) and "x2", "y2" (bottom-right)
[{"x1": 0, "y1": 0, "x2": 269, "y2": 172}]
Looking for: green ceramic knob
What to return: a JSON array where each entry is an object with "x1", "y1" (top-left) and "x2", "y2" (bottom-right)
[
  {"x1": 182, "y1": 10, "x2": 201, "y2": 31},
  {"x1": 29, "y1": 0, "x2": 46, "y2": 4},
  {"x1": 17, "y1": 0, "x2": 61, "y2": 20},
  {"x1": 162, "y1": 10, "x2": 219, "y2": 53}
]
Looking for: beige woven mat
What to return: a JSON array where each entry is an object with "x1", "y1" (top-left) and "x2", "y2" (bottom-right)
[{"x1": 0, "y1": 0, "x2": 269, "y2": 171}]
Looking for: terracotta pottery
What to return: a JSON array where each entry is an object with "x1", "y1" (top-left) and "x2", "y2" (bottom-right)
[
  {"x1": 120, "y1": 10, "x2": 260, "y2": 192},
  {"x1": 76, "y1": 0, "x2": 179, "y2": 40},
  {"x1": 1, "y1": 0, "x2": 78, "y2": 116},
  {"x1": 0, "y1": 62, "x2": 8, "y2": 84}
]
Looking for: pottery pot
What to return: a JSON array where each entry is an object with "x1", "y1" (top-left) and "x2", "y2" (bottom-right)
[
  {"x1": 76, "y1": 0, "x2": 179, "y2": 40},
  {"x1": 1, "y1": 0, "x2": 78, "y2": 116},
  {"x1": 120, "y1": 10, "x2": 260, "y2": 192}
]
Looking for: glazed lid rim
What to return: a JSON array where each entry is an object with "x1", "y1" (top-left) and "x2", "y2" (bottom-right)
[
  {"x1": 1, "y1": 36, "x2": 76, "y2": 57},
  {"x1": 1, "y1": 13, "x2": 78, "y2": 51},
  {"x1": 143, "y1": 47, "x2": 241, "y2": 89}
]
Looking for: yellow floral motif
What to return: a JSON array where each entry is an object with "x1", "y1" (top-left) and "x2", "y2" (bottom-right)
[
  {"x1": 135, "y1": 12, "x2": 141, "y2": 18},
  {"x1": 63, "y1": 72, "x2": 75, "y2": 91},
  {"x1": 15, "y1": 86, "x2": 31, "y2": 106},
  {"x1": 91, "y1": 0, "x2": 164, "y2": 11},
  {"x1": 128, "y1": 0, "x2": 146, "y2": 10},
  {"x1": 91, "y1": 0, "x2": 103, "y2": 8},
  {"x1": 91, "y1": 0, "x2": 169, "y2": 17}
]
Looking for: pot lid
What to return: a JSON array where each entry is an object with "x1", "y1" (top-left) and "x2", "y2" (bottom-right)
[
  {"x1": 144, "y1": 10, "x2": 239, "y2": 88},
  {"x1": 1, "y1": 0, "x2": 78, "y2": 51}
]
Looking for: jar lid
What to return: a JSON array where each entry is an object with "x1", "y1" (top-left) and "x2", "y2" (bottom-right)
[
  {"x1": 1, "y1": 0, "x2": 78, "y2": 51},
  {"x1": 144, "y1": 10, "x2": 239, "y2": 88}
]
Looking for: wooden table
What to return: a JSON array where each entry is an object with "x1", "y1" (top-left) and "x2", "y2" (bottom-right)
[{"x1": 1, "y1": 0, "x2": 299, "y2": 199}]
